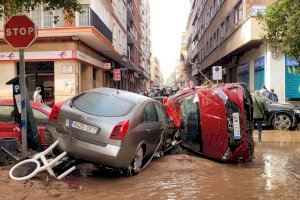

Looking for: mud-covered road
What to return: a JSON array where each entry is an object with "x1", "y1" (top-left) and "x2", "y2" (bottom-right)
[{"x1": 1, "y1": 131, "x2": 300, "y2": 200}]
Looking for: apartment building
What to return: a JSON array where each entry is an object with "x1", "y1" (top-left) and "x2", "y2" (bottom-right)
[
  {"x1": 127, "y1": 0, "x2": 151, "y2": 91},
  {"x1": 150, "y1": 56, "x2": 162, "y2": 88},
  {"x1": 177, "y1": 32, "x2": 188, "y2": 89},
  {"x1": 186, "y1": 0, "x2": 300, "y2": 102},
  {"x1": 0, "y1": 0, "x2": 152, "y2": 105}
]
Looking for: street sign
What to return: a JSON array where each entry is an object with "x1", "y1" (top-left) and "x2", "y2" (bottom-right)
[
  {"x1": 113, "y1": 69, "x2": 122, "y2": 81},
  {"x1": 213, "y1": 66, "x2": 223, "y2": 81},
  {"x1": 4, "y1": 15, "x2": 38, "y2": 48},
  {"x1": 4, "y1": 15, "x2": 38, "y2": 158}
]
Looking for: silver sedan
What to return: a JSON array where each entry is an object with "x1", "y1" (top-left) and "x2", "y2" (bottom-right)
[{"x1": 46, "y1": 88, "x2": 170, "y2": 174}]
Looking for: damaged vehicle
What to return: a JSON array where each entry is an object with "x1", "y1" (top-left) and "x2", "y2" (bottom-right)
[
  {"x1": 46, "y1": 88, "x2": 173, "y2": 174},
  {"x1": 164, "y1": 83, "x2": 254, "y2": 162}
]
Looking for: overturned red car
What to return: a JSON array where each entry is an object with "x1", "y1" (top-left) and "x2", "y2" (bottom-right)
[{"x1": 164, "y1": 83, "x2": 254, "y2": 162}]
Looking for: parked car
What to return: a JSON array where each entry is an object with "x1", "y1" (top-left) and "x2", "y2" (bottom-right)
[
  {"x1": 164, "y1": 83, "x2": 254, "y2": 162},
  {"x1": 263, "y1": 99, "x2": 300, "y2": 130},
  {"x1": 46, "y1": 88, "x2": 171, "y2": 174},
  {"x1": 0, "y1": 99, "x2": 51, "y2": 149}
]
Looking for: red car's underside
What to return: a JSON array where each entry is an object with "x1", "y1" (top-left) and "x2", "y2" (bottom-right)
[{"x1": 164, "y1": 83, "x2": 254, "y2": 162}]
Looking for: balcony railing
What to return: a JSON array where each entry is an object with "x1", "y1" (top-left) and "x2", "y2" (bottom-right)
[{"x1": 89, "y1": 8, "x2": 113, "y2": 42}]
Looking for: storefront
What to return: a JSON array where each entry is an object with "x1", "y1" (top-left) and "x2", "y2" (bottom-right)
[
  {"x1": 254, "y1": 56, "x2": 265, "y2": 91},
  {"x1": 285, "y1": 57, "x2": 300, "y2": 101},
  {"x1": 237, "y1": 63, "x2": 249, "y2": 85},
  {"x1": 0, "y1": 45, "x2": 110, "y2": 104}
]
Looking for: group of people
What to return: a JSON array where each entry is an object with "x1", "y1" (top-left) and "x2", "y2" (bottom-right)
[
  {"x1": 142, "y1": 87, "x2": 179, "y2": 97},
  {"x1": 252, "y1": 86, "x2": 279, "y2": 143},
  {"x1": 259, "y1": 86, "x2": 278, "y2": 102}
]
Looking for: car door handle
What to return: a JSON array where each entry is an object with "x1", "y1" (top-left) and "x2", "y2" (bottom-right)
[{"x1": 146, "y1": 128, "x2": 151, "y2": 133}]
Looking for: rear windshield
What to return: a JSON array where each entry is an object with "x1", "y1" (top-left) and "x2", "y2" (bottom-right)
[{"x1": 73, "y1": 92, "x2": 135, "y2": 117}]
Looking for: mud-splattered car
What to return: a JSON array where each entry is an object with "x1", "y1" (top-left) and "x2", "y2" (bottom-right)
[{"x1": 164, "y1": 83, "x2": 254, "y2": 162}]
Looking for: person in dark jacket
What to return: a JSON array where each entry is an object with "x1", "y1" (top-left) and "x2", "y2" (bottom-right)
[
  {"x1": 269, "y1": 89, "x2": 279, "y2": 102},
  {"x1": 252, "y1": 90, "x2": 268, "y2": 143}
]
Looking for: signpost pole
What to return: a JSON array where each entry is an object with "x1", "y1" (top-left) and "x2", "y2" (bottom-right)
[{"x1": 19, "y1": 48, "x2": 27, "y2": 158}]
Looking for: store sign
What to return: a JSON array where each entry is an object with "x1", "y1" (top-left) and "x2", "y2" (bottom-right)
[
  {"x1": 0, "y1": 50, "x2": 110, "y2": 70},
  {"x1": 212, "y1": 66, "x2": 222, "y2": 80},
  {"x1": 286, "y1": 57, "x2": 299, "y2": 67},
  {"x1": 238, "y1": 64, "x2": 249, "y2": 74},
  {"x1": 62, "y1": 65, "x2": 73, "y2": 74},
  {"x1": 252, "y1": 6, "x2": 266, "y2": 16},
  {"x1": 113, "y1": 69, "x2": 121, "y2": 81},
  {"x1": 254, "y1": 56, "x2": 265, "y2": 70}
]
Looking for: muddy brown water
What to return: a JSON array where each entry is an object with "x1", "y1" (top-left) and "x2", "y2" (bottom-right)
[{"x1": 0, "y1": 131, "x2": 300, "y2": 200}]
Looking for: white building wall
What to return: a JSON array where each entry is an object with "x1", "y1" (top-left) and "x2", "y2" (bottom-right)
[
  {"x1": 90, "y1": 0, "x2": 113, "y2": 30},
  {"x1": 112, "y1": 18, "x2": 126, "y2": 56},
  {"x1": 265, "y1": 46, "x2": 286, "y2": 102},
  {"x1": 112, "y1": 0, "x2": 127, "y2": 28},
  {"x1": 238, "y1": 44, "x2": 286, "y2": 102}
]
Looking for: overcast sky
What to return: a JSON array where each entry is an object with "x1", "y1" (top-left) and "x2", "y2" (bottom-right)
[{"x1": 149, "y1": 0, "x2": 191, "y2": 81}]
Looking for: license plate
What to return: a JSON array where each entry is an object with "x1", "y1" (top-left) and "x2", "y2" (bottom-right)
[
  {"x1": 232, "y1": 113, "x2": 241, "y2": 140},
  {"x1": 66, "y1": 119, "x2": 98, "y2": 134}
]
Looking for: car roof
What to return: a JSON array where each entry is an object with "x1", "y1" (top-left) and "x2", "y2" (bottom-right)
[
  {"x1": 0, "y1": 99, "x2": 51, "y2": 114},
  {"x1": 88, "y1": 88, "x2": 151, "y2": 104}
]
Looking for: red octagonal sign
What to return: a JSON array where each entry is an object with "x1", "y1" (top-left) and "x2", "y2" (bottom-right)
[{"x1": 4, "y1": 15, "x2": 38, "y2": 49}]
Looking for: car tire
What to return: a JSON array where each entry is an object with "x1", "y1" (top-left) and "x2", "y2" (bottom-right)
[
  {"x1": 272, "y1": 113, "x2": 292, "y2": 130},
  {"x1": 129, "y1": 146, "x2": 144, "y2": 176}
]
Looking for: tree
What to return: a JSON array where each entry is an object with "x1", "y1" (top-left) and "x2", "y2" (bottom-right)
[
  {"x1": 257, "y1": 0, "x2": 300, "y2": 60},
  {"x1": 0, "y1": 0, "x2": 83, "y2": 21}
]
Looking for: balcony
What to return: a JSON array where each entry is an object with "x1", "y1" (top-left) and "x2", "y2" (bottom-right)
[
  {"x1": 127, "y1": 1, "x2": 134, "y2": 21},
  {"x1": 88, "y1": 8, "x2": 113, "y2": 42}
]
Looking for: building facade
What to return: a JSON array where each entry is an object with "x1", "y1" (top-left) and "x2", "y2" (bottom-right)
[
  {"x1": 0, "y1": 0, "x2": 152, "y2": 106},
  {"x1": 176, "y1": 32, "x2": 188, "y2": 89},
  {"x1": 185, "y1": 0, "x2": 300, "y2": 102},
  {"x1": 150, "y1": 56, "x2": 162, "y2": 88}
]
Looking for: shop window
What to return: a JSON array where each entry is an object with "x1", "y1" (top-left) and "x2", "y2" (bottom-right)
[{"x1": 79, "y1": 4, "x2": 90, "y2": 26}]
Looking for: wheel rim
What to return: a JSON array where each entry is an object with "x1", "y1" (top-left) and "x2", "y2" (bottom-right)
[
  {"x1": 274, "y1": 115, "x2": 291, "y2": 130},
  {"x1": 133, "y1": 147, "x2": 144, "y2": 172}
]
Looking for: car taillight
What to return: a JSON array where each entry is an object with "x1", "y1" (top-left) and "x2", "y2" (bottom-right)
[
  {"x1": 49, "y1": 102, "x2": 63, "y2": 122},
  {"x1": 109, "y1": 120, "x2": 130, "y2": 140}
]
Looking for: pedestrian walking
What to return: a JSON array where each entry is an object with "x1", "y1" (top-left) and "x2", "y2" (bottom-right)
[
  {"x1": 269, "y1": 89, "x2": 278, "y2": 102},
  {"x1": 252, "y1": 90, "x2": 268, "y2": 143},
  {"x1": 33, "y1": 86, "x2": 43, "y2": 103}
]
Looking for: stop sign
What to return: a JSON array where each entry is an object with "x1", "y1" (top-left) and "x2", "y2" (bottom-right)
[{"x1": 4, "y1": 15, "x2": 37, "y2": 48}]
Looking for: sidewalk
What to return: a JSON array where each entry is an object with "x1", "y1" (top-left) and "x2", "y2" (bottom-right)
[{"x1": 253, "y1": 130, "x2": 300, "y2": 143}]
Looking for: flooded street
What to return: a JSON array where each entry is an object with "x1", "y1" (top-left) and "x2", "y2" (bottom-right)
[{"x1": 1, "y1": 131, "x2": 300, "y2": 200}]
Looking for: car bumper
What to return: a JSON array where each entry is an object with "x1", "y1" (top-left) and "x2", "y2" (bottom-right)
[{"x1": 46, "y1": 126, "x2": 136, "y2": 168}]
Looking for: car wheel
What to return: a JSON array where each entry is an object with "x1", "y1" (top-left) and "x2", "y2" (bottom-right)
[
  {"x1": 129, "y1": 146, "x2": 144, "y2": 175},
  {"x1": 272, "y1": 113, "x2": 292, "y2": 130}
]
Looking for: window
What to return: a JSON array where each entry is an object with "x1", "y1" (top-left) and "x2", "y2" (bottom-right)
[
  {"x1": 220, "y1": 22, "x2": 225, "y2": 40},
  {"x1": 73, "y1": 92, "x2": 135, "y2": 117},
  {"x1": 43, "y1": 10, "x2": 52, "y2": 28},
  {"x1": 33, "y1": 109, "x2": 49, "y2": 126},
  {"x1": 235, "y1": 1, "x2": 243, "y2": 24},
  {"x1": 225, "y1": 16, "x2": 230, "y2": 35},
  {"x1": 31, "y1": 8, "x2": 41, "y2": 27},
  {"x1": 154, "y1": 103, "x2": 168, "y2": 122},
  {"x1": 144, "y1": 103, "x2": 158, "y2": 122},
  {"x1": 0, "y1": 106, "x2": 14, "y2": 122},
  {"x1": 54, "y1": 9, "x2": 64, "y2": 27},
  {"x1": 79, "y1": 4, "x2": 90, "y2": 26}
]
